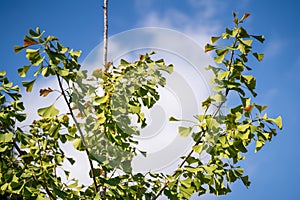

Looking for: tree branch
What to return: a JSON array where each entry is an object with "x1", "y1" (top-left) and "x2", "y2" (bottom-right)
[
  {"x1": 101, "y1": 1, "x2": 109, "y2": 198},
  {"x1": 103, "y1": 0, "x2": 109, "y2": 72},
  {"x1": 55, "y1": 73, "x2": 98, "y2": 192}
]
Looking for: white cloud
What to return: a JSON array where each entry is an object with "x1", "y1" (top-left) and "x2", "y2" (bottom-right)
[
  {"x1": 263, "y1": 38, "x2": 284, "y2": 59},
  {"x1": 187, "y1": 0, "x2": 221, "y2": 18},
  {"x1": 135, "y1": 1, "x2": 222, "y2": 47}
]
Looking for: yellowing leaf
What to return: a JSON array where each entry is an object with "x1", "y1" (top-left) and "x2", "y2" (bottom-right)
[
  {"x1": 204, "y1": 43, "x2": 216, "y2": 53},
  {"x1": 58, "y1": 69, "x2": 69, "y2": 77},
  {"x1": 178, "y1": 126, "x2": 192, "y2": 137},
  {"x1": 253, "y1": 52, "x2": 264, "y2": 61},
  {"x1": 210, "y1": 36, "x2": 221, "y2": 44},
  {"x1": 37, "y1": 104, "x2": 59, "y2": 118},
  {"x1": 192, "y1": 144, "x2": 203, "y2": 153},
  {"x1": 0, "y1": 70, "x2": 6, "y2": 77},
  {"x1": 22, "y1": 79, "x2": 36, "y2": 92},
  {"x1": 73, "y1": 138, "x2": 85, "y2": 151},
  {"x1": 237, "y1": 124, "x2": 249, "y2": 132},
  {"x1": 18, "y1": 66, "x2": 31, "y2": 78},
  {"x1": 69, "y1": 50, "x2": 82, "y2": 58},
  {"x1": 0, "y1": 133, "x2": 14, "y2": 143},
  {"x1": 95, "y1": 95, "x2": 109, "y2": 104},
  {"x1": 272, "y1": 116, "x2": 283, "y2": 130},
  {"x1": 241, "y1": 39, "x2": 253, "y2": 47}
]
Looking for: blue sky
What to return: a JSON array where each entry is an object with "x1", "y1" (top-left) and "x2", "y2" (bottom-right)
[{"x1": 1, "y1": 0, "x2": 299, "y2": 199}]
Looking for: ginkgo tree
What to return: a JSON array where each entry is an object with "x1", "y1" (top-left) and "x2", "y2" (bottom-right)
[{"x1": 0, "y1": 5, "x2": 282, "y2": 200}]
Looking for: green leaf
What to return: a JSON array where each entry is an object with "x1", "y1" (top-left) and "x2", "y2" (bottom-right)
[
  {"x1": 0, "y1": 70, "x2": 6, "y2": 77},
  {"x1": 14, "y1": 46, "x2": 26, "y2": 54},
  {"x1": 95, "y1": 95, "x2": 109, "y2": 104},
  {"x1": 169, "y1": 116, "x2": 180, "y2": 121},
  {"x1": 37, "y1": 104, "x2": 59, "y2": 118},
  {"x1": 234, "y1": 140, "x2": 248, "y2": 153},
  {"x1": 241, "y1": 175, "x2": 251, "y2": 188},
  {"x1": 239, "y1": 27, "x2": 250, "y2": 38},
  {"x1": 22, "y1": 79, "x2": 36, "y2": 92},
  {"x1": 202, "y1": 96, "x2": 212, "y2": 109},
  {"x1": 0, "y1": 133, "x2": 14, "y2": 143},
  {"x1": 203, "y1": 165, "x2": 217, "y2": 174},
  {"x1": 271, "y1": 116, "x2": 283, "y2": 130},
  {"x1": 254, "y1": 104, "x2": 268, "y2": 112},
  {"x1": 210, "y1": 36, "x2": 221, "y2": 44},
  {"x1": 241, "y1": 39, "x2": 253, "y2": 47},
  {"x1": 73, "y1": 138, "x2": 85, "y2": 151},
  {"x1": 69, "y1": 50, "x2": 82, "y2": 58},
  {"x1": 214, "y1": 54, "x2": 225, "y2": 63},
  {"x1": 128, "y1": 104, "x2": 140, "y2": 114},
  {"x1": 120, "y1": 59, "x2": 130, "y2": 65},
  {"x1": 180, "y1": 178, "x2": 192, "y2": 188},
  {"x1": 158, "y1": 64, "x2": 174, "y2": 74},
  {"x1": 18, "y1": 66, "x2": 31, "y2": 78},
  {"x1": 192, "y1": 144, "x2": 203, "y2": 153},
  {"x1": 29, "y1": 28, "x2": 41, "y2": 38},
  {"x1": 178, "y1": 126, "x2": 192, "y2": 137},
  {"x1": 185, "y1": 166, "x2": 202, "y2": 173},
  {"x1": 93, "y1": 193, "x2": 101, "y2": 200},
  {"x1": 179, "y1": 185, "x2": 194, "y2": 199},
  {"x1": 25, "y1": 48, "x2": 44, "y2": 66},
  {"x1": 251, "y1": 35, "x2": 265, "y2": 43},
  {"x1": 252, "y1": 52, "x2": 264, "y2": 61},
  {"x1": 0, "y1": 146, "x2": 9, "y2": 152},
  {"x1": 211, "y1": 93, "x2": 226, "y2": 103},
  {"x1": 57, "y1": 69, "x2": 69, "y2": 77},
  {"x1": 237, "y1": 124, "x2": 249, "y2": 132},
  {"x1": 255, "y1": 140, "x2": 264, "y2": 152},
  {"x1": 216, "y1": 49, "x2": 228, "y2": 56},
  {"x1": 205, "y1": 44, "x2": 216, "y2": 53}
]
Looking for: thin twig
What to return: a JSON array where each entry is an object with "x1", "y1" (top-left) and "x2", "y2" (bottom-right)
[
  {"x1": 55, "y1": 73, "x2": 98, "y2": 192},
  {"x1": 103, "y1": 0, "x2": 109, "y2": 72}
]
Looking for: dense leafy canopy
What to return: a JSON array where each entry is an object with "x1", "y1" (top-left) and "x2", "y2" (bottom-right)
[{"x1": 0, "y1": 13, "x2": 282, "y2": 199}]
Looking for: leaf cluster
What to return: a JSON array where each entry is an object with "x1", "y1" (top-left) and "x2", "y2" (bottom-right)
[{"x1": 0, "y1": 13, "x2": 282, "y2": 200}]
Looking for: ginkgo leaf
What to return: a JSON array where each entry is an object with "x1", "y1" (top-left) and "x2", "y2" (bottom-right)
[
  {"x1": 178, "y1": 126, "x2": 192, "y2": 137},
  {"x1": 251, "y1": 35, "x2": 265, "y2": 43},
  {"x1": 271, "y1": 116, "x2": 283, "y2": 130},
  {"x1": 0, "y1": 133, "x2": 14, "y2": 143},
  {"x1": 169, "y1": 116, "x2": 180, "y2": 121},
  {"x1": 204, "y1": 44, "x2": 216, "y2": 53},
  {"x1": 39, "y1": 88, "x2": 53, "y2": 97},
  {"x1": 22, "y1": 79, "x2": 36, "y2": 92},
  {"x1": 210, "y1": 36, "x2": 221, "y2": 44},
  {"x1": 240, "y1": 13, "x2": 251, "y2": 22},
  {"x1": 37, "y1": 104, "x2": 59, "y2": 118},
  {"x1": 18, "y1": 66, "x2": 31, "y2": 78},
  {"x1": 24, "y1": 37, "x2": 37, "y2": 47},
  {"x1": 253, "y1": 52, "x2": 264, "y2": 61}
]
